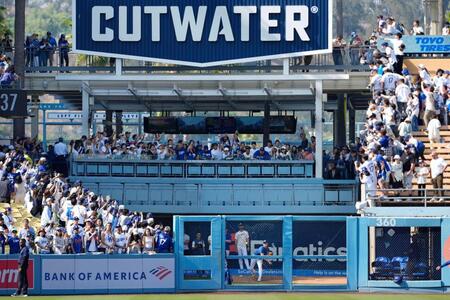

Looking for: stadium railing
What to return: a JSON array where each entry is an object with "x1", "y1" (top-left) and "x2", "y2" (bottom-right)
[
  {"x1": 71, "y1": 155, "x2": 315, "y2": 178},
  {"x1": 18, "y1": 46, "x2": 375, "y2": 74},
  {"x1": 366, "y1": 188, "x2": 450, "y2": 207}
]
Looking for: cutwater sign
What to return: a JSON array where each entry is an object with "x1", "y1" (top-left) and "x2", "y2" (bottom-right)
[{"x1": 72, "y1": 0, "x2": 332, "y2": 67}]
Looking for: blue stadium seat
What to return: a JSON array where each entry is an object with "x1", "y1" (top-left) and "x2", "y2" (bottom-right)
[
  {"x1": 371, "y1": 257, "x2": 391, "y2": 278},
  {"x1": 391, "y1": 256, "x2": 409, "y2": 274}
]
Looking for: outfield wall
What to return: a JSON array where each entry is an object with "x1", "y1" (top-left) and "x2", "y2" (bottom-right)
[
  {"x1": 1, "y1": 216, "x2": 450, "y2": 295},
  {"x1": 0, "y1": 255, "x2": 175, "y2": 295}
]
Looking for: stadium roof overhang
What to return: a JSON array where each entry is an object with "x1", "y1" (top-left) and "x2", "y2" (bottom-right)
[{"x1": 25, "y1": 73, "x2": 372, "y2": 111}]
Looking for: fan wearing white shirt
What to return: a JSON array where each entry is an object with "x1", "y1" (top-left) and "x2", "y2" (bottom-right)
[
  {"x1": 418, "y1": 64, "x2": 432, "y2": 84},
  {"x1": 427, "y1": 115, "x2": 441, "y2": 148},
  {"x1": 391, "y1": 33, "x2": 405, "y2": 75},
  {"x1": 411, "y1": 20, "x2": 424, "y2": 35},
  {"x1": 395, "y1": 78, "x2": 410, "y2": 115},
  {"x1": 114, "y1": 226, "x2": 128, "y2": 254},
  {"x1": 381, "y1": 43, "x2": 397, "y2": 71},
  {"x1": 381, "y1": 69, "x2": 401, "y2": 93},
  {"x1": 370, "y1": 70, "x2": 383, "y2": 96},
  {"x1": 430, "y1": 152, "x2": 448, "y2": 202},
  {"x1": 54, "y1": 138, "x2": 68, "y2": 157},
  {"x1": 72, "y1": 200, "x2": 87, "y2": 226}
]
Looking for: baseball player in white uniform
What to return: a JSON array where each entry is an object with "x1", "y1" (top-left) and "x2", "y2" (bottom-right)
[{"x1": 235, "y1": 223, "x2": 250, "y2": 273}]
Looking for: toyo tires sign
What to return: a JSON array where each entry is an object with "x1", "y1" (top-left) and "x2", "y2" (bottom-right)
[{"x1": 72, "y1": 0, "x2": 332, "y2": 67}]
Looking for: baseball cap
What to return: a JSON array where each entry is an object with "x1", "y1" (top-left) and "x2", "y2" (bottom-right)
[
  {"x1": 394, "y1": 155, "x2": 401, "y2": 160},
  {"x1": 381, "y1": 42, "x2": 389, "y2": 47},
  {"x1": 402, "y1": 69, "x2": 410, "y2": 76},
  {"x1": 418, "y1": 64, "x2": 425, "y2": 69}
]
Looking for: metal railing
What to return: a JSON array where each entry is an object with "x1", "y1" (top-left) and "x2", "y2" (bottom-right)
[
  {"x1": 10, "y1": 46, "x2": 374, "y2": 74},
  {"x1": 3, "y1": 44, "x2": 446, "y2": 76},
  {"x1": 72, "y1": 156, "x2": 315, "y2": 178},
  {"x1": 367, "y1": 189, "x2": 450, "y2": 207}
]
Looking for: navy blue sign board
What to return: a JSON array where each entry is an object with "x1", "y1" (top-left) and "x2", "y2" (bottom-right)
[
  {"x1": 72, "y1": 0, "x2": 332, "y2": 67},
  {"x1": 0, "y1": 90, "x2": 28, "y2": 118}
]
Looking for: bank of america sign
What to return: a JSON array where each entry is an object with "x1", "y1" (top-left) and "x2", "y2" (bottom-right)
[{"x1": 73, "y1": 0, "x2": 332, "y2": 67}]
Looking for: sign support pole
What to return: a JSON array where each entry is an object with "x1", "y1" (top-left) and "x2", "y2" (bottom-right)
[
  {"x1": 315, "y1": 80, "x2": 323, "y2": 179},
  {"x1": 31, "y1": 96, "x2": 39, "y2": 140},
  {"x1": 42, "y1": 108, "x2": 47, "y2": 151},
  {"x1": 115, "y1": 59, "x2": 123, "y2": 76},
  {"x1": 82, "y1": 85, "x2": 90, "y2": 137},
  {"x1": 283, "y1": 59, "x2": 290, "y2": 75}
]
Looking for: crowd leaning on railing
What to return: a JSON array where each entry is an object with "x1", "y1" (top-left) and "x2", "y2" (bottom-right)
[
  {"x1": 71, "y1": 130, "x2": 316, "y2": 162},
  {"x1": 355, "y1": 17, "x2": 450, "y2": 210},
  {"x1": 0, "y1": 137, "x2": 173, "y2": 255},
  {"x1": 24, "y1": 32, "x2": 70, "y2": 68}
]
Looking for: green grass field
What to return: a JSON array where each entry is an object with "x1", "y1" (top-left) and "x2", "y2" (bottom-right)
[{"x1": 19, "y1": 294, "x2": 450, "y2": 300}]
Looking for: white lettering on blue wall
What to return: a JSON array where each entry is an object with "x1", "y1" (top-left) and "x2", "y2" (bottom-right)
[{"x1": 91, "y1": 5, "x2": 311, "y2": 42}]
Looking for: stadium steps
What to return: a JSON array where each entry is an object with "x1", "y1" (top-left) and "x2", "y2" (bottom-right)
[
  {"x1": 9, "y1": 202, "x2": 41, "y2": 230},
  {"x1": 408, "y1": 125, "x2": 450, "y2": 198}
]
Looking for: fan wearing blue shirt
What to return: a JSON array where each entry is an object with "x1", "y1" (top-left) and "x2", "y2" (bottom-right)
[
  {"x1": 0, "y1": 228, "x2": 6, "y2": 254},
  {"x1": 253, "y1": 148, "x2": 271, "y2": 161},
  {"x1": 176, "y1": 143, "x2": 186, "y2": 160},
  {"x1": 250, "y1": 241, "x2": 273, "y2": 282},
  {"x1": 8, "y1": 229, "x2": 20, "y2": 254},
  {"x1": 201, "y1": 146, "x2": 211, "y2": 160},
  {"x1": 46, "y1": 32, "x2": 57, "y2": 67},
  {"x1": 71, "y1": 228, "x2": 84, "y2": 254},
  {"x1": 156, "y1": 226, "x2": 173, "y2": 253}
]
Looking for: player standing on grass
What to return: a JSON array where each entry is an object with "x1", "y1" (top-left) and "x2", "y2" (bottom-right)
[
  {"x1": 235, "y1": 223, "x2": 251, "y2": 275},
  {"x1": 250, "y1": 240, "x2": 273, "y2": 282}
]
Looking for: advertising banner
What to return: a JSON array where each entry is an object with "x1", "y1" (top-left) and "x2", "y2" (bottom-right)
[
  {"x1": 73, "y1": 0, "x2": 332, "y2": 67},
  {"x1": 0, "y1": 259, "x2": 34, "y2": 290},
  {"x1": 378, "y1": 36, "x2": 450, "y2": 54},
  {"x1": 225, "y1": 220, "x2": 347, "y2": 277},
  {"x1": 41, "y1": 257, "x2": 175, "y2": 291}
]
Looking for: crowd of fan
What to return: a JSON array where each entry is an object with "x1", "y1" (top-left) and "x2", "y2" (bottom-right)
[
  {"x1": 0, "y1": 138, "x2": 174, "y2": 255},
  {"x1": 332, "y1": 17, "x2": 450, "y2": 67},
  {"x1": 24, "y1": 32, "x2": 70, "y2": 68},
  {"x1": 70, "y1": 131, "x2": 316, "y2": 162},
  {"x1": 0, "y1": 34, "x2": 17, "y2": 87},
  {"x1": 356, "y1": 16, "x2": 450, "y2": 203}
]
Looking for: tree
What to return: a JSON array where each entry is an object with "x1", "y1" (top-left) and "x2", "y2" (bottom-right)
[{"x1": 0, "y1": 6, "x2": 11, "y2": 37}]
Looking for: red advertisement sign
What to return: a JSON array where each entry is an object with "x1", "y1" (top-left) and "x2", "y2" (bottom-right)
[{"x1": 0, "y1": 259, "x2": 34, "y2": 289}]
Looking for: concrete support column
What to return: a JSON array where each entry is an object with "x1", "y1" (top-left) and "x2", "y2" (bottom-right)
[
  {"x1": 115, "y1": 111, "x2": 123, "y2": 135},
  {"x1": 315, "y1": 80, "x2": 323, "y2": 179},
  {"x1": 105, "y1": 110, "x2": 113, "y2": 137},
  {"x1": 283, "y1": 59, "x2": 290, "y2": 75},
  {"x1": 13, "y1": 0, "x2": 25, "y2": 140},
  {"x1": 437, "y1": 0, "x2": 445, "y2": 34},
  {"x1": 82, "y1": 87, "x2": 90, "y2": 137},
  {"x1": 335, "y1": 94, "x2": 346, "y2": 147},
  {"x1": 115, "y1": 58, "x2": 123, "y2": 76},
  {"x1": 349, "y1": 106, "x2": 356, "y2": 144},
  {"x1": 263, "y1": 101, "x2": 271, "y2": 146},
  {"x1": 30, "y1": 95, "x2": 39, "y2": 140}
]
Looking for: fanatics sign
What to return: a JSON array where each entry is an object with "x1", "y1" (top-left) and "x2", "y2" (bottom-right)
[{"x1": 72, "y1": 0, "x2": 332, "y2": 67}]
